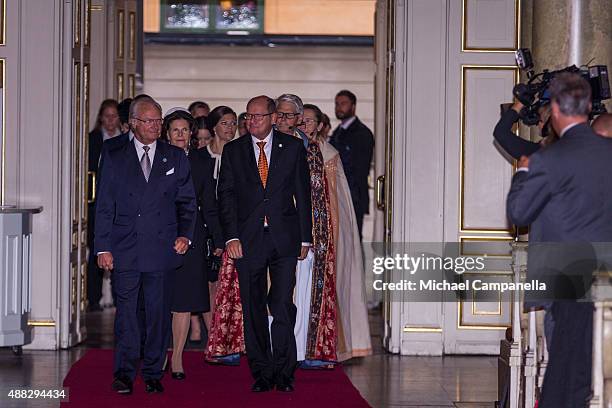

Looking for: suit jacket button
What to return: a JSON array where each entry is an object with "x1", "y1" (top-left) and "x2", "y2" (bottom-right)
[{"x1": 137, "y1": 213, "x2": 141, "y2": 217}]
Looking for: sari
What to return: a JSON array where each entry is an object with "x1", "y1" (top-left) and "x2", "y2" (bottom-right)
[{"x1": 203, "y1": 252, "x2": 244, "y2": 365}]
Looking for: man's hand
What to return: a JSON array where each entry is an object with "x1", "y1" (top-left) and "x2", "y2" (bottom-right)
[
  {"x1": 213, "y1": 248, "x2": 223, "y2": 257},
  {"x1": 518, "y1": 155, "x2": 530, "y2": 169},
  {"x1": 97, "y1": 252, "x2": 114, "y2": 271},
  {"x1": 511, "y1": 101, "x2": 524, "y2": 113},
  {"x1": 298, "y1": 245, "x2": 310, "y2": 260},
  {"x1": 226, "y1": 240, "x2": 243, "y2": 259},
  {"x1": 174, "y1": 237, "x2": 190, "y2": 255}
]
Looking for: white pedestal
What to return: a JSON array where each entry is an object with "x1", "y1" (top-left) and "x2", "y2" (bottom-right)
[{"x1": 0, "y1": 206, "x2": 42, "y2": 349}]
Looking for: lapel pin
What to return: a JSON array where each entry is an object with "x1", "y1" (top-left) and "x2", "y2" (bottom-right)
[
  {"x1": 279, "y1": 144, "x2": 283, "y2": 148},
  {"x1": 162, "y1": 157, "x2": 167, "y2": 163}
]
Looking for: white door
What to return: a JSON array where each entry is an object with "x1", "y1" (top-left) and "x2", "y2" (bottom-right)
[{"x1": 380, "y1": 0, "x2": 520, "y2": 355}]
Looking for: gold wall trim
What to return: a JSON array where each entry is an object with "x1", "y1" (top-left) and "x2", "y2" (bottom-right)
[
  {"x1": 117, "y1": 73, "x2": 124, "y2": 101},
  {"x1": 73, "y1": 0, "x2": 81, "y2": 46},
  {"x1": 457, "y1": 294, "x2": 510, "y2": 330},
  {"x1": 459, "y1": 65, "x2": 519, "y2": 234},
  {"x1": 28, "y1": 320, "x2": 56, "y2": 327},
  {"x1": 0, "y1": 59, "x2": 5, "y2": 205},
  {"x1": 461, "y1": 0, "x2": 520, "y2": 53},
  {"x1": 128, "y1": 74, "x2": 135, "y2": 99},
  {"x1": 404, "y1": 326, "x2": 443, "y2": 333},
  {"x1": 129, "y1": 12, "x2": 136, "y2": 61},
  {"x1": 117, "y1": 9, "x2": 125, "y2": 59},
  {"x1": 0, "y1": 0, "x2": 5, "y2": 45},
  {"x1": 471, "y1": 289, "x2": 502, "y2": 316},
  {"x1": 459, "y1": 236, "x2": 513, "y2": 258},
  {"x1": 84, "y1": 0, "x2": 91, "y2": 46},
  {"x1": 383, "y1": 0, "x2": 396, "y2": 330}
]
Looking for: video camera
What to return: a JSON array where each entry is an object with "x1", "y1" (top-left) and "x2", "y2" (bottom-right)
[{"x1": 513, "y1": 48, "x2": 610, "y2": 125}]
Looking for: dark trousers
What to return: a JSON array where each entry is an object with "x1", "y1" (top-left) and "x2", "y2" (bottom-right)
[
  {"x1": 539, "y1": 301, "x2": 593, "y2": 408},
  {"x1": 236, "y1": 233, "x2": 298, "y2": 383},
  {"x1": 112, "y1": 269, "x2": 172, "y2": 381}
]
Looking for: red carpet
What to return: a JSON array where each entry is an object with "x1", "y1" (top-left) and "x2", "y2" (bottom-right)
[{"x1": 62, "y1": 350, "x2": 370, "y2": 407}]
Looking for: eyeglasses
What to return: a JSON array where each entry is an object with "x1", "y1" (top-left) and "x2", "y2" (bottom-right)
[
  {"x1": 276, "y1": 112, "x2": 300, "y2": 120},
  {"x1": 133, "y1": 117, "x2": 162, "y2": 126},
  {"x1": 218, "y1": 120, "x2": 238, "y2": 127},
  {"x1": 299, "y1": 118, "x2": 318, "y2": 126},
  {"x1": 244, "y1": 112, "x2": 273, "y2": 121}
]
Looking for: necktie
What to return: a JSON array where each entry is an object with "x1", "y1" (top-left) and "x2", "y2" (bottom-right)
[
  {"x1": 257, "y1": 141, "x2": 268, "y2": 188},
  {"x1": 141, "y1": 145, "x2": 151, "y2": 182}
]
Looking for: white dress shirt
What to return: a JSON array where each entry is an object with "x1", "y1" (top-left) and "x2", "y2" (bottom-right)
[
  {"x1": 102, "y1": 128, "x2": 121, "y2": 141},
  {"x1": 252, "y1": 130, "x2": 273, "y2": 165},
  {"x1": 206, "y1": 144, "x2": 222, "y2": 181},
  {"x1": 133, "y1": 137, "x2": 157, "y2": 164},
  {"x1": 559, "y1": 122, "x2": 581, "y2": 138},
  {"x1": 340, "y1": 116, "x2": 357, "y2": 130}
]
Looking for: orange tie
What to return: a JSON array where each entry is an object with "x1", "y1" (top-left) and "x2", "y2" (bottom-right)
[{"x1": 257, "y1": 141, "x2": 268, "y2": 188}]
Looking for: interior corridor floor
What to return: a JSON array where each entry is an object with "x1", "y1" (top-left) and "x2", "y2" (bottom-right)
[{"x1": 0, "y1": 308, "x2": 499, "y2": 407}]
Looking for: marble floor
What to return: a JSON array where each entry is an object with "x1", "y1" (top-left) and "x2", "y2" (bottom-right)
[{"x1": 0, "y1": 309, "x2": 499, "y2": 407}]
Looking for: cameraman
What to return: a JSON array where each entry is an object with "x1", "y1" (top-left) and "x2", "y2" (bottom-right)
[{"x1": 493, "y1": 101, "x2": 558, "y2": 160}]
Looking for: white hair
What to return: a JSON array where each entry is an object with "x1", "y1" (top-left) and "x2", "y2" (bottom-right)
[{"x1": 275, "y1": 94, "x2": 304, "y2": 114}]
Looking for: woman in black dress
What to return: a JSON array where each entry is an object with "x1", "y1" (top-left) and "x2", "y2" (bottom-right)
[
  {"x1": 162, "y1": 109, "x2": 224, "y2": 379},
  {"x1": 197, "y1": 106, "x2": 237, "y2": 337}
]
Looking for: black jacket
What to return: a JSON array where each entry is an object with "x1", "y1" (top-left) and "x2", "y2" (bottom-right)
[
  {"x1": 330, "y1": 117, "x2": 374, "y2": 215},
  {"x1": 189, "y1": 149, "x2": 224, "y2": 250},
  {"x1": 217, "y1": 130, "x2": 312, "y2": 257},
  {"x1": 493, "y1": 109, "x2": 540, "y2": 159}
]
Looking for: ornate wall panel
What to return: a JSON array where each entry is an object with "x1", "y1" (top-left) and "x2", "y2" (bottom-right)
[
  {"x1": 462, "y1": 0, "x2": 519, "y2": 52},
  {"x1": 459, "y1": 65, "x2": 518, "y2": 234}
]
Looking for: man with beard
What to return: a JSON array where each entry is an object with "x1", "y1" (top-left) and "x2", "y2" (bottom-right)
[{"x1": 329, "y1": 90, "x2": 374, "y2": 240}]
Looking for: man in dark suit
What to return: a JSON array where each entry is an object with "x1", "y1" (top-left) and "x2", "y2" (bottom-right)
[
  {"x1": 217, "y1": 95, "x2": 312, "y2": 393},
  {"x1": 95, "y1": 98, "x2": 196, "y2": 395},
  {"x1": 507, "y1": 73, "x2": 612, "y2": 408},
  {"x1": 329, "y1": 90, "x2": 374, "y2": 240}
]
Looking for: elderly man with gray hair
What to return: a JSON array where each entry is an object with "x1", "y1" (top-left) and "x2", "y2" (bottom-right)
[{"x1": 275, "y1": 93, "x2": 308, "y2": 147}]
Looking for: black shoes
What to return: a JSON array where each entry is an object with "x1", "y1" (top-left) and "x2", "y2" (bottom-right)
[
  {"x1": 250, "y1": 377, "x2": 294, "y2": 392},
  {"x1": 111, "y1": 376, "x2": 133, "y2": 395},
  {"x1": 275, "y1": 381, "x2": 294, "y2": 392},
  {"x1": 251, "y1": 378, "x2": 273, "y2": 392},
  {"x1": 144, "y1": 379, "x2": 164, "y2": 393},
  {"x1": 171, "y1": 371, "x2": 186, "y2": 380},
  {"x1": 275, "y1": 378, "x2": 295, "y2": 392}
]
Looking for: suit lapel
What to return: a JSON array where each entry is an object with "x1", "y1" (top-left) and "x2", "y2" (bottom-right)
[
  {"x1": 126, "y1": 141, "x2": 147, "y2": 192},
  {"x1": 147, "y1": 141, "x2": 167, "y2": 186},
  {"x1": 266, "y1": 132, "x2": 285, "y2": 192},
  {"x1": 242, "y1": 135, "x2": 262, "y2": 185}
]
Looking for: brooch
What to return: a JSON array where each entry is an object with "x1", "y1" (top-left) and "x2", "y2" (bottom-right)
[
  {"x1": 162, "y1": 157, "x2": 167, "y2": 163},
  {"x1": 278, "y1": 144, "x2": 283, "y2": 148}
]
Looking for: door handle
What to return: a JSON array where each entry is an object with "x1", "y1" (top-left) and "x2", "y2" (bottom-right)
[
  {"x1": 376, "y1": 175, "x2": 385, "y2": 211},
  {"x1": 87, "y1": 171, "x2": 96, "y2": 204}
]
